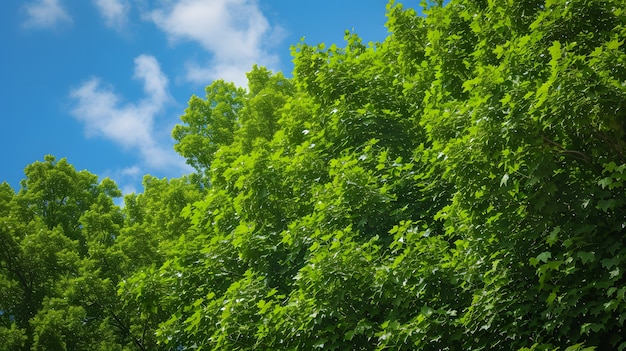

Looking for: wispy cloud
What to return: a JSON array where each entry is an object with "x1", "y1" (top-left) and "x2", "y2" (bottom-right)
[
  {"x1": 147, "y1": 0, "x2": 283, "y2": 86},
  {"x1": 69, "y1": 54, "x2": 189, "y2": 173},
  {"x1": 23, "y1": 0, "x2": 72, "y2": 29},
  {"x1": 120, "y1": 165, "x2": 141, "y2": 177},
  {"x1": 93, "y1": 0, "x2": 130, "y2": 30}
]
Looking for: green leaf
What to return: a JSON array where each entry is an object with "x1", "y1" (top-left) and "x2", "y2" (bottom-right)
[
  {"x1": 610, "y1": 268, "x2": 621, "y2": 279},
  {"x1": 546, "y1": 226, "x2": 560, "y2": 246},
  {"x1": 532, "y1": 251, "x2": 552, "y2": 266},
  {"x1": 601, "y1": 257, "x2": 620, "y2": 269},
  {"x1": 564, "y1": 343, "x2": 597, "y2": 351},
  {"x1": 548, "y1": 41, "x2": 562, "y2": 62},
  {"x1": 577, "y1": 251, "x2": 595, "y2": 265},
  {"x1": 598, "y1": 177, "x2": 614, "y2": 189},
  {"x1": 597, "y1": 199, "x2": 616, "y2": 212},
  {"x1": 546, "y1": 291, "x2": 557, "y2": 305},
  {"x1": 580, "y1": 323, "x2": 603, "y2": 335},
  {"x1": 309, "y1": 241, "x2": 320, "y2": 252},
  {"x1": 313, "y1": 338, "x2": 328, "y2": 348},
  {"x1": 606, "y1": 38, "x2": 624, "y2": 51}
]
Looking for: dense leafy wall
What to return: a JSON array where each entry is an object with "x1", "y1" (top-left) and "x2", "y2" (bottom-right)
[{"x1": 1, "y1": 0, "x2": 625, "y2": 350}]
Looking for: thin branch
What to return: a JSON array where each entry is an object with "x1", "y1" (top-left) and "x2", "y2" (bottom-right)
[{"x1": 542, "y1": 137, "x2": 591, "y2": 164}]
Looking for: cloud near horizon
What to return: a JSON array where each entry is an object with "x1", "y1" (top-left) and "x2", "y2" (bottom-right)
[
  {"x1": 147, "y1": 0, "x2": 283, "y2": 87},
  {"x1": 23, "y1": 0, "x2": 72, "y2": 29},
  {"x1": 69, "y1": 54, "x2": 190, "y2": 173}
]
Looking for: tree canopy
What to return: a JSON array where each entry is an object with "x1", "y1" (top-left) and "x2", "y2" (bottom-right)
[{"x1": 2, "y1": 0, "x2": 626, "y2": 350}]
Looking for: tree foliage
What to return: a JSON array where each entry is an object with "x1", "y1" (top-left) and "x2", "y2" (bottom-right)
[{"x1": 2, "y1": 0, "x2": 626, "y2": 349}]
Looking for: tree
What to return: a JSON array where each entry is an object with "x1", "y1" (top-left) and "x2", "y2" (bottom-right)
[
  {"x1": 173, "y1": 80, "x2": 246, "y2": 180},
  {"x1": 3, "y1": 0, "x2": 626, "y2": 349},
  {"x1": 0, "y1": 156, "x2": 127, "y2": 350},
  {"x1": 158, "y1": 0, "x2": 626, "y2": 349}
]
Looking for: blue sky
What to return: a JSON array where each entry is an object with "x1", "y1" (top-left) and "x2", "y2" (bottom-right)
[{"x1": 0, "y1": 0, "x2": 417, "y2": 195}]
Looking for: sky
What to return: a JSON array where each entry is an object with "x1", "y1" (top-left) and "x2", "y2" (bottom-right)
[{"x1": 0, "y1": 0, "x2": 420, "y2": 196}]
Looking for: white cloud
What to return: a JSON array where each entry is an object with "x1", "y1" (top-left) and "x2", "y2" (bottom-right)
[
  {"x1": 93, "y1": 0, "x2": 131, "y2": 30},
  {"x1": 184, "y1": 61, "x2": 258, "y2": 88},
  {"x1": 121, "y1": 184, "x2": 138, "y2": 196},
  {"x1": 101, "y1": 166, "x2": 142, "y2": 199},
  {"x1": 23, "y1": 0, "x2": 72, "y2": 28},
  {"x1": 120, "y1": 165, "x2": 141, "y2": 177},
  {"x1": 147, "y1": 0, "x2": 282, "y2": 86},
  {"x1": 70, "y1": 55, "x2": 189, "y2": 172}
]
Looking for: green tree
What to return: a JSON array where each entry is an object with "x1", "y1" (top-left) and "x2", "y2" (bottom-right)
[
  {"x1": 3, "y1": 0, "x2": 626, "y2": 349},
  {"x1": 158, "y1": 0, "x2": 626, "y2": 349},
  {"x1": 173, "y1": 80, "x2": 246, "y2": 179},
  {"x1": 1, "y1": 156, "x2": 127, "y2": 350}
]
